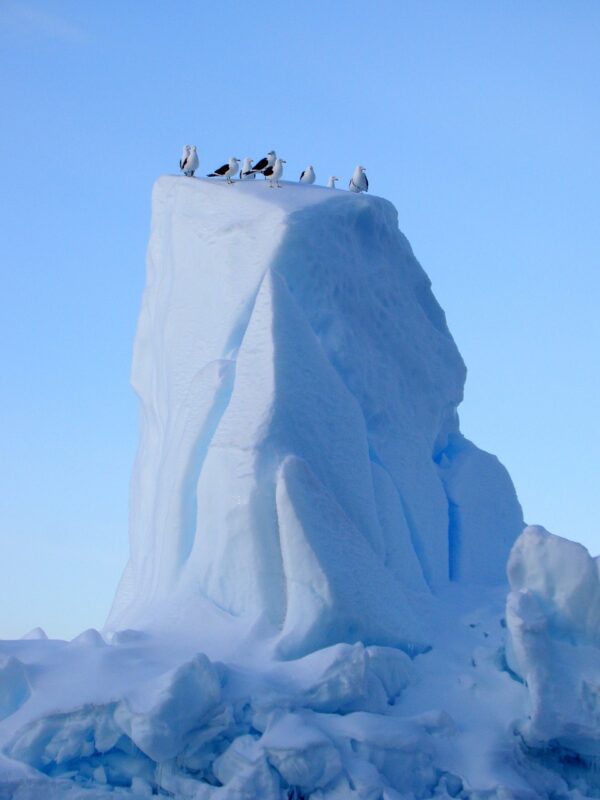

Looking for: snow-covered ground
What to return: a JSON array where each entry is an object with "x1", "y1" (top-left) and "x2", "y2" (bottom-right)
[{"x1": 1, "y1": 177, "x2": 596, "y2": 799}]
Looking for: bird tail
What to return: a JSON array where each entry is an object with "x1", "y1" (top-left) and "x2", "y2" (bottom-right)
[{"x1": 207, "y1": 172, "x2": 219, "y2": 177}]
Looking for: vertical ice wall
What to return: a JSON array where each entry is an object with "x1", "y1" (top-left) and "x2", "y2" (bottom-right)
[{"x1": 107, "y1": 176, "x2": 523, "y2": 654}]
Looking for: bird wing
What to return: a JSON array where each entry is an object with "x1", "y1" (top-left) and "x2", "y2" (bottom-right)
[
  {"x1": 253, "y1": 157, "x2": 268, "y2": 172},
  {"x1": 209, "y1": 163, "x2": 229, "y2": 176},
  {"x1": 364, "y1": 175, "x2": 369, "y2": 191},
  {"x1": 300, "y1": 170, "x2": 306, "y2": 181},
  {"x1": 263, "y1": 165, "x2": 274, "y2": 177},
  {"x1": 180, "y1": 156, "x2": 189, "y2": 170}
]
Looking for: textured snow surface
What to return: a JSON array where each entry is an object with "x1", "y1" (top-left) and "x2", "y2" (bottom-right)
[{"x1": 4, "y1": 177, "x2": 594, "y2": 798}]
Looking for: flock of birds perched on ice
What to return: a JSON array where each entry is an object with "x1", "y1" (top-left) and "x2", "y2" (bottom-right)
[{"x1": 178, "y1": 146, "x2": 368, "y2": 193}]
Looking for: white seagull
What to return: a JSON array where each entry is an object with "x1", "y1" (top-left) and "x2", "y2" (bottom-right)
[
  {"x1": 349, "y1": 165, "x2": 368, "y2": 193},
  {"x1": 299, "y1": 165, "x2": 316, "y2": 184},
  {"x1": 207, "y1": 157, "x2": 241, "y2": 184},
  {"x1": 264, "y1": 158, "x2": 286, "y2": 188},
  {"x1": 179, "y1": 145, "x2": 190, "y2": 173},
  {"x1": 327, "y1": 176, "x2": 339, "y2": 189},
  {"x1": 240, "y1": 158, "x2": 255, "y2": 180},
  {"x1": 247, "y1": 150, "x2": 276, "y2": 177},
  {"x1": 181, "y1": 145, "x2": 199, "y2": 177}
]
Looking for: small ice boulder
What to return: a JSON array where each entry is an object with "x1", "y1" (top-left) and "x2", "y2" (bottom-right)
[
  {"x1": 261, "y1": 712, "x2": 343, "y2": 791},
  {"x1": 276, "y1": 642, "x2": 414, "y2": 715},
  {"x1": 70, "y1": 628, "x2": 105, "y2": 646},
  {"x1": 118, "y1": 653, "x2": 222, "y2": 761},
  {"x1": 107, "y1": 628, "x2": 148, "y2": 645},
  {"x1": 21, "y1": 626, "x2": 48, "y2": 640},
  {"x1": 212, "y1": 735, "x2": 281, "y2": 799},
  {"x1": 299, "y1": 643, "x2": 387, "y2": 714}
]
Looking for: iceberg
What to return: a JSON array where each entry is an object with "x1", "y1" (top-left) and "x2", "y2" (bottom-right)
[
  {"x1": 10, "y1": 175, "x2": 597, "y2": 798},
  {"x1": 107, "y1": 176, "x2": 523, "y2": 657}
]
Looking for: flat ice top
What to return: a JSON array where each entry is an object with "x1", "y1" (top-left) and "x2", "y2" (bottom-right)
[{"x1": 157, "y1": 174, "x2": 383, "y2": 214}]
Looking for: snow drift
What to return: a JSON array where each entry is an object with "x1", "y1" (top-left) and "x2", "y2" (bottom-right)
[{"x1": 107, "y1": 176, "x2": 523, "y2": 657}]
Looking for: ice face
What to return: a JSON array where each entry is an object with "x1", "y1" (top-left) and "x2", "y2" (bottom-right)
[
  {"x1": 507, "y1": 525, "x2": 600, "y2": 769},
  {"x1": 107, "y1": 177, "x2": 523, "y2": 657},
  {"x1": 0, "y1": 657, "x2": 30, "y2": 722}
]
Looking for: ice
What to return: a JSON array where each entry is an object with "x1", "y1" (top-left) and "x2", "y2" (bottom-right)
[
  {"x1": 1, "y1": 177, "x2": 539, "y2": 798},
  {"x1": 260, "y1": 714, "x2": 343, "y2": 791},
  {"x1": 0, "y1": 658, "x2": 30, "y2": 721},
  {"x1": 69, "y1": 629, "x2": 105, "y2": 647},
  {"x1": 508, "y1": 525, "x2": 600, "y2": 642},
  {"x1": 6, "y1": 703, "x2": 152, "y2": 782},
  {"x1": 118, "y1": 653, "x2": 222, "y2": 761},
  {"x1": 437, "y1": 433, "x2": 524, "y2": 584},
  {"x1": 262, "y1": 642, "x2": 414, "y2": 715},
  {"x1": 4, "y1": 654, "x2": 224, "y2": 793},
  {"x1": 507, "y1": 525, "x2": 600, "y2": 780},
  {"x1": 20, "y1": 628, "x2": 47, "y2": 641},
  {"x1": 275, "y1": 455, "x2": 427, "y2": 658},
  {"x1": 107, "y1": 177, "x2": 523, "y2": 646}
]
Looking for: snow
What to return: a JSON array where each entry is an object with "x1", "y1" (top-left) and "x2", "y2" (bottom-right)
[{"x1": 2, "y1": 175, "x2": 594, "y2": 798}]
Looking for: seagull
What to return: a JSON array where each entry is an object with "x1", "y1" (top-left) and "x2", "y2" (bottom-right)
[
  {"x1": 264, "y1": 158, "x2": 286, "y2": 188},
  {"x1": 207, "y1": 157, "x2": 241, "y2": 184},
  {"x1": 299, "y1": 165, "x2": 315, "y2": 184},
  {"x1": 246, "y1": 150, "x2": 276, "y2": 177},
  {"x1": 349, "y1": 165, "x2": 368, "y2": 193},
  {"x1": 240, "y1": 158, "x2": 255, "y2": 180},
  {"x1": 179, "y1": 145, "x2": 190, "y2": 173},
  {"x1": 327, "y1": 176, "x2": 339, "y2": 189},
  {"x1": 181, "y1": 145, "x2": 199, "y2": 177}
]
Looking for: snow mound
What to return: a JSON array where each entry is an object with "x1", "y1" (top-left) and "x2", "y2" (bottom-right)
[{"x1": 507, "y1": 525, "x2": 600, "y2": 787}]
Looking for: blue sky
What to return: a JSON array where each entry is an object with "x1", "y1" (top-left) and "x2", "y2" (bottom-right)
[{"x1": 1, "y1": 1, "x2": 598, "y2": 638}]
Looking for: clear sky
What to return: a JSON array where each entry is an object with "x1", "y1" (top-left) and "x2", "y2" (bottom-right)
[{"x1": 1, "y1": 1, "x2": 598, "y2": 639}]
